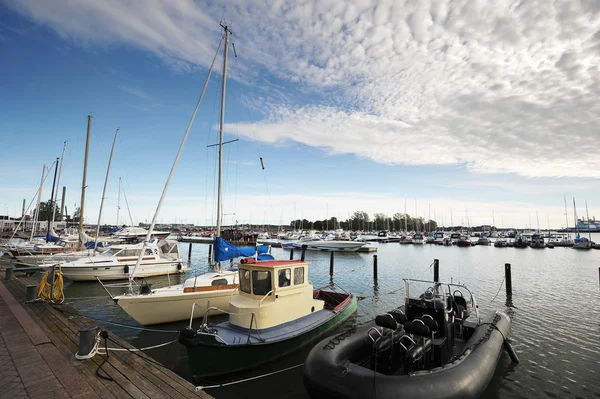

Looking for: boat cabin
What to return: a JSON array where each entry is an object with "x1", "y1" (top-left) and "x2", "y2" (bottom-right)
[{"x1": 230, "y1": 259, "x2": 327, "y2": 330}]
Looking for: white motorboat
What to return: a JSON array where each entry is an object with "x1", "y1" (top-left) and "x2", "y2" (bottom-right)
[
  {"x1": 113, "y1": 226, "x2": 171, "y2": 241},
  {"x1": 433, "y1": 231, "x2": 446, "y2": 244},
  {"x1": 411, "y1": 232, "x2": 425, "y2": 245},
  {"x1": 59, "y1": 239, "x2": 185, "y2": 281},
  {"x1": 282, "y1": 239, "x2": 366, "y2": 252},
  {"x1": 494, "y1": 237, "x2": 509, "y2": 247},
  {"x1": 449, "y1": 232, "x2": 462, "y2": 244}
]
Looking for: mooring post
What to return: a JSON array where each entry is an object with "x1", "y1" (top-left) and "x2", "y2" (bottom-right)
[
  {"x1": 26, "y1": 285, "x2": 37, "y2": 302},
  {"x1": 5, "y1": 267, "x2": 13, "y2": 281},
  {"x1": 207, "y1": 244, "x2": 213, "y2": 264},
  {"x1": 329, "y1": 252, "x2": 335, "y2": 276},
  {"x1": 188, "y1": 242, "x2": 193, "y2": 265},
  {"x1": 301, "y1": 245, "x2": 307, "y2": 261},
  {"x1": 433, "y1": 259, "x2": 439, "y2": 282},
  {"x1": 373, "y1": 255, "x2": 378, "y2": 281},
  {"x1": 289, "y1": 248, "x2": 294, "y2": 260},
  {"x1": 77, "y1": 325, "x2": 99, "y2": 358},
  {"x1": 505, "y1": 263, "x2": 512, "y2": 296}
]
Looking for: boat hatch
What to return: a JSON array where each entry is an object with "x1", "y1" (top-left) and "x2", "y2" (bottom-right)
[{"x1": 314, "y1": 290, "x2": 352, "y2": 311}]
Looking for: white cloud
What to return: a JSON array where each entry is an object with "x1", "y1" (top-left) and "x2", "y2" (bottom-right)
[{"x1": 6, "y1": 0, "x2": 600, "y2": 178}]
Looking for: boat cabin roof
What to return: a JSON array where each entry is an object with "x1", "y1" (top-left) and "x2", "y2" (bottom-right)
[{"x1": 239, "y1": 258, "x2": 306, "y2": 268}]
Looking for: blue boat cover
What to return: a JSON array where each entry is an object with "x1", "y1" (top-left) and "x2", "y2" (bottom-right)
[
  {"x1": 256, "y1": 245, "x2": 269, "y2": 255},
  {"x1": 85, "y1": 241, "x2": 104, "y2": 249},
  {"x1": 105, "y1": 226, "x2": 120, "y2": 234},
  {"x1": 257, "y1": 253, "x2": 275, "y2": 260},
  {"x1": 214, "y1": 237, "x2": 256, "y2": 262},
  {"x1": 46, "y1": 233, "x2": 59, "y2": 242}
]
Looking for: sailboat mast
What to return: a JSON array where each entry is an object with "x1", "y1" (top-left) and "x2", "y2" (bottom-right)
[
  {"x1": 31, "y1": 164, "x2": 47, "y2": 240},
  {"x1": 46, "y1": 158, "x2": 59, "y2": 240},
  {"x1": 564, "y1": 195, "x2": 569, "y2": 230},
  {"x1": 94, "y1": 129, "x2": 119, "y2": 249},
  {"x1": 216, "y1": 24, "x2": 231, "y2": 239},
  {"x1": 79, "y1": 115, "x2": 92, "y2": 245},
  {"x1": 585, "y1": 201, "x2": 591, "y2": 241},
  {"x1": 116, "y1": 177, "x2": 121, "y2": 226},
  {"x1": 573, "y1": 198, "x2": 578, "y2": 230},
  {"x1": 51, "y1": 141, "x2": 67, "y2": 229}
]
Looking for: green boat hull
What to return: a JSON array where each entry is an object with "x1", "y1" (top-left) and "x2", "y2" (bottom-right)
[{"x1": 182, "y1": 295, "x2": 357, "y2": 379}]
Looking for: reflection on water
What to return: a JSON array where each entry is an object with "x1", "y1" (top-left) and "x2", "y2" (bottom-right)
[{"x1": 63, "y1": 241, "x2": 600, "y2": 399}]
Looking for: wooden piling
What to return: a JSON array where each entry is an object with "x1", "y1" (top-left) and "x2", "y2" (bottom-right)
[
  {"x1": 289, "y1": 248, "x2": 294, "y2": 260},
  {"x1": 505, "y1": 263, "x2": 512, "y2": 296},
  {"x1": 301, "y1": 245, "x2": 307, "y2": 261},
  {"x1": 329, "y1": 252, "x2": 335, "y2": 276},
  {"x1": 188, "y1": 242, "x2": 193, "y2": 265},
  {"x1": 433, "y1": 259, "x2": 439, "y2": 282},
  {"x1": 208, "y1": 244, "x2": 212, "y2": 264},
  {"x1": 373, "y1": 255, "x2": 378, "y2": 281},
  {"x1": 5, "y1": 267, "x2": 13, "y2": 281}
]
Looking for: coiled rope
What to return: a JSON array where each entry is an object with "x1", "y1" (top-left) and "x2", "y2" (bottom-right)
[{"x1": 37, "y1": 266, "x2": 65, "y2": 303}]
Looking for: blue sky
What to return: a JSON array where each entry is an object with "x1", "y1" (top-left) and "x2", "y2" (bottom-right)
[{"x1": 1, "y1": 1, "x2": 599, "y2": 229}]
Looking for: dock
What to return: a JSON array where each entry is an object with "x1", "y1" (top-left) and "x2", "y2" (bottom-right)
[{"x1": 0, "y1": 259, "x2": 213, "y2": 399}]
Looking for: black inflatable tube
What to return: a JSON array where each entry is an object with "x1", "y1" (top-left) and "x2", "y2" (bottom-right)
[{"x1": 303, "y1": 311, "x2": 511, "y2": 399}]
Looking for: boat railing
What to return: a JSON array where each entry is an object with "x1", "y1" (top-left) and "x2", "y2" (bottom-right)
[{"x1": 258, "y1": 290, "x2": 274, "y2": 306}]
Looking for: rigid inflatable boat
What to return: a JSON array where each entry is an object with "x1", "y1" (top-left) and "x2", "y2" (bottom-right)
[{"x1": 304, "y1": 278, "x2": 517, "y2": 399}]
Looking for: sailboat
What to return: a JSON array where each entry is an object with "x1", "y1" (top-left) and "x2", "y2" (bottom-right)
[
  {"x1": 572, "y1": 198, "x2": 591, "y2": 249},
  {"x1": 177, "y1": 24, "x2": 357, "y2": 379}
]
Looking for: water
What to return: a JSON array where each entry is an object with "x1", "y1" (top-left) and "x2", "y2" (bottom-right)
[{"x1": 61, "y1": 241, "x2": 600, "y2": 399}]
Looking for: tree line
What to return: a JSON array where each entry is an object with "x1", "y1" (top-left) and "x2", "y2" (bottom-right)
[{"x1": 290, "y1": 211, "x2": 439, "y2": 232}]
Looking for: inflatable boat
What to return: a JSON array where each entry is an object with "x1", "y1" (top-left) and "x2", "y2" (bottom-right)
[{"x1": 303, "y1": 278, "x2": 517, "y2": 399}]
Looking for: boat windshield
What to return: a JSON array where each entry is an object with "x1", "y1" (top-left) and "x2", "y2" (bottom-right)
[
  {"x1": 403, "y1": 278, "x2": 477, "y2": 317},
  {"x1": 101, "y1": 248, "x2": 122, "y2": 256}
]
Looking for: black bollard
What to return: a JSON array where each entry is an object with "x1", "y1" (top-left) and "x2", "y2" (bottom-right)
[
  {"x1": 207, "y1": 244, "x2": 212, "y2": 264},
  {"x1": 5, "y1": 267, "x2": 13, "y2": 281},
  {"x1": 301, "y1": 245, "x2": 307, "y2": 261},
  {"x1": 188, "y1": 242, "x2": 193, "y2": 265},
  {"x1": 373, "y1": 255, "x2": 378, "y2": 281},
  {"x1": 77, "y1": 325, "x2": 99, "y2": 358},
  {"x1": 289, "y1": 248, "x2": 294, "y2": 260},
  {"x1": 329, "y1": 252, "x2": 335, "y2": 276},
  {"x1": 26, "y1": 285, "x2": 38, "y2": 302},
  {"x1": 505, "y1": 263, "x2": 512, "y2": 296},
  {"x1": 433, "y1": 259, "x2": 439, "y2": 282}
]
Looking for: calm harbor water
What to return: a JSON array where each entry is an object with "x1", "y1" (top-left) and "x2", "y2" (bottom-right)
[{"x1": 61, "y1": 239, "x2": 600, "y2": 399}]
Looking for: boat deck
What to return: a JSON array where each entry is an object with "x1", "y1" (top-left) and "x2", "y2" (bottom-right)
[{"x1": 0, "y1": 258, "x2": 213, "y2": 399}]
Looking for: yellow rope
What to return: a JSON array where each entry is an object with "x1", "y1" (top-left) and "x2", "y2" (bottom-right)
[{"x1": 37, "y1": 266, "x2": 65, "y2": 304}]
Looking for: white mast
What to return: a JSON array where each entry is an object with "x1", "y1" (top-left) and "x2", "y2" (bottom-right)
[
  {"x1": 564, "y1": 194, "x2": 569, "y2": 230},
  {"x1": 585, "y1": 201, "x2": 592, "y2": 241},
  {"x1": 31, "y1": 164, "x2": 47, "y2": 240},
  {"x1": 127, "y1": 30, "x2": 224, "y2": 284},
  {"x1": 94, "y1": 129, "x2": 119, "y2": 249},
  {"x1": 51, "y1": 141, "x2": 67, "y2": 230},
  {"x1": 116, "y1": 177, "x2": 121, "y2": 226},
  {"x1": 216, "y1": 24, "x2": 231, "y2": 239}
]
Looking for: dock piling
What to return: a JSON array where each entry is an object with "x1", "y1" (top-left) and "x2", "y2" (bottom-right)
[
  {"x1": 188, "y1": 242, "x2": 193, "y2": 265},
  {"x1": 77, "y1": 325, "x2": 99, "y2": 358},
  {"x1": 505, "y1": 263, "x2": 512, "y2": 296},
  {"x1": 5, "y1": 267, "x2": 13, "y2": 281},
  {"x1": 26, "y1": 285, "x2": 38, "y2": 302},
  {"x1": 289, "y1": 248, "x2": 294, "y2": 260},
  {"x1": 208, "y1": 244, "x2": 212, "y2": 264},
  {"x1": 329, "y1": 252, "x2": 335, "y2": 276},
  {"x1": 373, "y1": 255, "x2": 378, "y2": 281},
  {"x1": 301, "y1": 245, "x2": 307, "y2": 261},
  {"x1": 434, "y1": 259, "x2": 439, "y2": 282}
]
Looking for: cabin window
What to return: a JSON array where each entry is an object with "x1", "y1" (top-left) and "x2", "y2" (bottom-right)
[
  {"x1": 145, "y1": 248, "x2": 153, "y2": 255},
  {"x1": 101, "y1": 248, "x2": 121, "y2": 256},
  {"x1": 252, "y1": 270, "x2": 272, "y2": 296},
  {"x1": 278, "y1": 269, "x2": 291, "y2": 287},
  {"x1": 212, "y1": 278, "x2": 229, "y2": 286},
  {"x1": 294, "y1": 267, "x2": 304, "y2": 285},
  {"x1": 240, "y1": 269, "x2": 251, "y2": 293}
]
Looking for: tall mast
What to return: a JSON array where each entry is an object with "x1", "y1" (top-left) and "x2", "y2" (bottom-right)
[
  {"x1": 94, "y1": 129, "x2": 119, "y2": 249},
  {"x1": 564, "y1": 194, "x2": 569, "y2": 230},
  {"x1": 51, "y1": 140, "x2": 67, "y2": 230},
  {"x1": 216, "y1": 23, "x2": 231, "y2": 239},
  {"x1": 31, "y1": 164, "x2": 47, "y2": 240},
  {"x1": 79, "y1": 115, "x2": 92, "y2": 245},
  {"x1": 404, "y1": 198, "x2": 407, "y2": 232},
  {"x1": 116, "y1": 177, "x2": 121, "y2": 226},
  {"x1": 573, "y1": 197, "x2": 578, "y2": 231},
  {"x1": 585, "y1": 201, "x2": 591, "y2": 241},
  {"x1": 46, "y1": 158, "x2": 59, "y2": 240}
]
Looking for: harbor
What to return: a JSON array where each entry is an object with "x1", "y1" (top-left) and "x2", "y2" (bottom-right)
[{"x1": 2, "y1": 238, "x2": 599, "y2": 398}]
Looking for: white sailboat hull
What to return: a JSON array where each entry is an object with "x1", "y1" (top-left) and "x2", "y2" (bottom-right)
[
  {"x1": 283, "y1": 241, "x2": 365, "y2": 252},
  {"x1": 60, "y1": 259, "x2": 185, "y2": 281},
  {"x1": 116, "y1": 287, "x2": 235, "y2": 325}
]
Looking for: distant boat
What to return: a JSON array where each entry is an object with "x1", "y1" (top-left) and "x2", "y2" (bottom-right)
[
  {"x1": 433, "y1": 231, "x2": 446, "y2": 244},
  {"x1": 282, "y1": 239, "x2": 366, "y2": 252},
  {"x1": 456, "y1": 234, "x2": 472, "y2": 247},
  {"x1": 399, "y1": 234, "x2": 413, "y2": 244},
  {"x1": 412, "y1": 232, "x2": 425, "y2": 245},
  {"x1": 113, "y1": 226, "x2": 171, "y2": 241},
  {"x1": 529, "y1": 233, "x2": 545, "y2": 249},
  {"x1": 449, "y1": 232, "x2": 462, "y2": 244},
  {"x1": 477, "y1": 234, "x2": 491, "y2": 246},
  {"x1": 494, "y1": 237, "x2": 508, "y2": 247},
  {"x1": 573, "y1": 233, "x2": 591, "y2": 250},
  {"x1": 513, "y1": 235, "x2": 528, "y2": 248}
]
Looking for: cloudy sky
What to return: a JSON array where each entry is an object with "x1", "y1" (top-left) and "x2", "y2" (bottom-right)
[{"x1": 1, "y1": 0, "x2": 599, "y2": 229}]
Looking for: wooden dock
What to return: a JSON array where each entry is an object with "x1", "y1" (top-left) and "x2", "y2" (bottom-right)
[{"x1": 0, "y1": 259, "x2": 213, "y2": 399}]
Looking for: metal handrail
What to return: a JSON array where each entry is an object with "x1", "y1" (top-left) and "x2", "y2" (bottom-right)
[{"x1": 258, "y1": 290, "x2": 274, "y2": 306}]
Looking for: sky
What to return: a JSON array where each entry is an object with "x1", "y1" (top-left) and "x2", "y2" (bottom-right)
[{"x1": 1, "y1": 0, "x2": 599, "y2": 229}]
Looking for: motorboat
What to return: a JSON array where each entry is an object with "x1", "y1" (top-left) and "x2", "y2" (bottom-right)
[
  {"x1": 448, "y1": 232, "x2": 461, "y2": 245},
  {"x1": 529, "y1": 233, "x2": 545, "y2": 249},
  {"x1": 58, "y1": 239, "x2": 186, "y2": 281},
  {"x1": 573, "y1": 233, "x2": 591, "y2": 249},
  {"x1": 477, "y1": 234, "x2": 491, "y2": 246},
  {"x1": 433, "y1": 232, "x2": 446, "y2": 244},
  {"x1": 179, "y1": 256, "x2": 357, "y2": 378},
  {"x1": 303, "y1": 278, "x2": 516, "y2": 399},
  {"x1": 112, "y1": 226, "x2": 171, "y2": 241},
  {"x1": 412, "y1": 233, "x2": 425, "y2": 245},
  {"x1": 494, "y1": 237, "x2": 509, "y2": 247},
  {"x1": 282, "y1": 239, "x2": 366, "y2": 252},
  {"x1": 455, "y1": 234, "x2": 472, "y2": 247},
  {"x1": 513, "y1": 235, "x2": 528, "y2": 248},
  {"x1": 399, "y1": 234, "x2": 413, "y2": 244},
  {"x1": 425, "y1": 233, "x2": 436, "y2": 244}
]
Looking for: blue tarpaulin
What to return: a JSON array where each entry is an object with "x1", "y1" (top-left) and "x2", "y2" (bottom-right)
[
  {"x1": 256, "y1": 245, "x2": 269, "y2": 255},
  {"x1": 214, "y1": 237, "x2": 256, "y2": 262},
  {"x1": 46, "y1": 233, "x2": 59, "y2": 242},
  {"x1": 85, "y1": 241, "x2": 104, "y2": 249},
  {"x1": 105, "y1": 226, "x2": 120, "y2": 234}
]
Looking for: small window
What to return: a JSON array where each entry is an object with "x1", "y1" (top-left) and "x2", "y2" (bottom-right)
[
  {"x1": 240, "y1": 269, "x2": 251, "y2": 293},
  {"x1": 145, "y1": 248, "x2": 153, "y2": 255},
  {"x1": 278, "y1": 269, "x2": 291, "y2": 287},
  {"x1": 252, "y1": 270, "x2": 272, "y2": 296},
  {"x1": 294, "y1": 267, "x2": 304, "y2": 285}
]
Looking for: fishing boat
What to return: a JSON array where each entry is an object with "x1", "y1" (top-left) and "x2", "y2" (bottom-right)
[
  {"x1": 303, "y1": 279, "x2": 517, "y2": 399},
  {"x1": 179, "y1": 256, "x2": 357, "y2": 378},
  {"x1": 58, "y1": 239, "x2": 185, "y2": 281}
]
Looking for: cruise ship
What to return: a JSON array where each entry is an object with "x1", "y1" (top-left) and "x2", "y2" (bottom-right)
[{"x1": 558, "y1": 218, "x2": 600, "y2": 232}]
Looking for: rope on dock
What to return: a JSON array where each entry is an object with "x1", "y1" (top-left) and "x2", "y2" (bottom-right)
[
  {"x1": 38, "y1": 268, "x2": 65, "y2": 303},
  {"x1": 98, "y1": 339, "x2": 178, "y2": 353},
  {"x1": 195, "y1": 363, "x2": 304, "y2": 390}
]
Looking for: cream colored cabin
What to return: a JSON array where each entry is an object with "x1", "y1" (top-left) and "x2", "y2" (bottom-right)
[{"x1": 229, "y1": 259, "x2": 324, "y2": 330}]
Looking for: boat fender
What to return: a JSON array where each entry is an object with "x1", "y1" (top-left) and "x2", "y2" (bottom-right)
[
  {"x1": 503, "y1": 340, "x2": 520, "y2": 364},
  {"x1": 375, "y1": 315, "x2": 397, "y2": 330},
  {"x1": 177, "y1": 263, "x2": 182, "y2": 270},
  {"x1": 123, "y1": 265, "x2": 129, "y2": 274}
]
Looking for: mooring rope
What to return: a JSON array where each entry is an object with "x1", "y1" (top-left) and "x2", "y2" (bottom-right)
[{"x1": 195, "y1": 363, "x2": 304, "y2": 390}]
